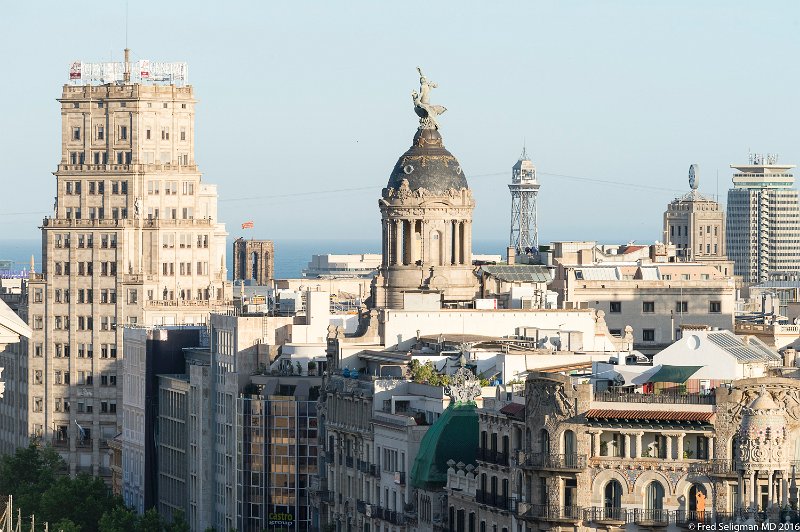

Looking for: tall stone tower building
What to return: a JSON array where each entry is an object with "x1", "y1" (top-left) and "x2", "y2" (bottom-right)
[
  {"x1": 375, "y1": 69, "x2": 478, "y2": 309},
  {"x1": 663, "y1": 164, "x2": 727, "y2": 265},
  {"x1": 508, "y1": 148, "x2": 540, "y2": 253},
  {"x1": 24, "y1": 52, "x2": 230, "y2": 475},
  {"x1": 232, "y1": 238, "x2": 274, "y2": 285},
  {"x1": 726, "y1": 154, "x2": 800, "y2": 284}
]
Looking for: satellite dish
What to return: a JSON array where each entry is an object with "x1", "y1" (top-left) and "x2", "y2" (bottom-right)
[
  {"x1": 537, "y1": 336, "x2": 549, "y2": 348},
  {"x1": 550, "y1": 336, "x2": 562, "y2": 350},
  {"x1": 689, "y1": 164, "x2": 699, "y2": 190}
]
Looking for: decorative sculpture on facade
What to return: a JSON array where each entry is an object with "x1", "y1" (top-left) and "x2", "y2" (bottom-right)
[
  {"x1": 412, "y1": 67, "x2": 447, "y2": 130},
  {"x1": 445, "y1": 360, "x2": 481, "y2": 405}
]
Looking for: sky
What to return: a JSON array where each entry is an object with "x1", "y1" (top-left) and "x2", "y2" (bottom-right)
[{"x1": 1, "y1": 1, "x2": 799, "y2": 246}]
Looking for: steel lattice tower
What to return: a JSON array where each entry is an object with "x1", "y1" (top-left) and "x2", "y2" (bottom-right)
[{"x1": 508, "y1": 147, "x2": 540, "y2": 253}]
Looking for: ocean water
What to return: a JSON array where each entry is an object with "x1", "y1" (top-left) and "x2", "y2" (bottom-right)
[{"x1": 0, "y1": 237, "x2": 509, "y2": 279}]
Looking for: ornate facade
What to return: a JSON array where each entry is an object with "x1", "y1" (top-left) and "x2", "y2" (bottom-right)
[{"x1": 446, "y1": 374, "x2": 800, "y2": 531}]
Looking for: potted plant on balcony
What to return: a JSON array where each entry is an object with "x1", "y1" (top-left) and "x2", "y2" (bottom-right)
[{"x1": 308, "y1": 361, "x2": 317, "y2": 376}]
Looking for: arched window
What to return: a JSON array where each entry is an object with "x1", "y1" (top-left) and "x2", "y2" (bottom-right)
[
  {"x1": 563, "y1": 430, "x2": 576, "y2": 464},
  {"x1": 646, "y1": 481, "x2": 665, "y2": 511},
  {"x1": 605, "y1": 479, "x2": 623, "y2": 509},
  {"x1": 689, "y1": 484, "x2": 707, "y2": 514}
]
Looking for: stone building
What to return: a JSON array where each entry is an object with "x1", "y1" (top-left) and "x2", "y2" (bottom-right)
[
  {"x1": 374, "y1": 70, "x2": 478, "y2": 309},
  {"x1": 726, "y1": 154, "x2": 800, "y2": 284},
  {"x1": 446, "y1": 363, "x2": 800, "y2": 531},
  {"x1": 549, "y1": 242, "x2": 736, "y2": 353},
  {"x1": 233, "y1": 237, "x2": 274, "y2": 285},
  {"x1": 663, "y1": 164, "x2": 728, "y2": 268},
  {"x1": 23, "y1": 52, "x2": 231, "y2": 476},
  {"x1": 0, "y1": 279, "x2": 31, "y2": 455}
]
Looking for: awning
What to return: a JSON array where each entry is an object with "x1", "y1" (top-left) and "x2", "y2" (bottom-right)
[{"x1": 647, "y1": 365, "x2": 703, "y2": 384}]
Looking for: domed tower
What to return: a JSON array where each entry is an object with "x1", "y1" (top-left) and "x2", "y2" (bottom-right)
[
  {"x1": 737, "y1": 386, "x2": 788, "y2": 510},
  {"x1": 375, "y1": 69, "x2": 479, "y2": 309}
]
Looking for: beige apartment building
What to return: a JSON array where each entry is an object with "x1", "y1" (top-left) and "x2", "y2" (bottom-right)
[{"x1": 23, "y1": 53, "x2": 230, "y2": 475}]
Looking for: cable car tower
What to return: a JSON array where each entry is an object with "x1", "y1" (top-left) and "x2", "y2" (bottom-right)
[{"x1": 508, "y1": 147, "x2": 540, "y2": 253}]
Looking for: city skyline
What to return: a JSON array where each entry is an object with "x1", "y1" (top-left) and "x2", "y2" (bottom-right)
[{"x1": 1, "y1": 1, "x2": 800, "y2": 245}]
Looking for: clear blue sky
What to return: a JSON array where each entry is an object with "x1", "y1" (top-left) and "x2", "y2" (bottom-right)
[{"x1": 1, "y1": 1, "x2": 799, "y2": 245}]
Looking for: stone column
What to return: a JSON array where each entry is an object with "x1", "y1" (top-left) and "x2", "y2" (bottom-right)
[
  {"x1": 677, "y1": 433, "x2": 685, "y2": 460},
  {"x1": 750, "y1": 470, "x2": 757, "y2": 510},
  {"x1": 666, "y1": 435, "x2": 673, "y2": 460},
  {"x1": 738, "y1": 472, "x2": 745, "y2": 511},
  {"x1": 455, "y1": 221, "x2": 463, "y2": 264},
  {"x1": 393, "y1": 220, "x2": 402, "y2": 266},
  {"x1": 708, "y1": 435, "x2": 714, "y2": 460},
  {"x1": 452, "y1": 221, "x2": 460, "y2": 265},
  {"x1": 464, "y1": 222, "x2": 472, "y2": 264},
  {"x1": 768, "y1": 470, "x2": 774, "y2": 509},
  {"x1": 590, "y1": 430, "x2": 602, "y2": 457},
  {"x1": 624, "y1": 433, "x2": 631, "y2": 459},
  {"x1": 782, "y1": 474, "x2": 789, "y2": 508},
  {"x1": 636, "y1": 432, "x2": 644, "y2": 458}
]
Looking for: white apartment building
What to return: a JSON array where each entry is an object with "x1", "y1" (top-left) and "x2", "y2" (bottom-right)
[
  {"x1": 24, "y1": 52, "x2": 230, "y2": 475},
  {"x1": 726, "y1": 153, "x2": 800, "y2": 284}
]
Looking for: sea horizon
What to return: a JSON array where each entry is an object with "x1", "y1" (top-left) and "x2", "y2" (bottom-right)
[{"x1": 0, "y1": 237, "x2": 513, "y2": 280}]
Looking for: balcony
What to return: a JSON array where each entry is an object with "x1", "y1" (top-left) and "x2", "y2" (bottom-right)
[
  {"x1": 521, "y1": 504, "x2": 583, "y2": 522},
  {"x1": 372, "y1": 506, "x2": 406, "y2": 525},
  {"x1": 475, "y1": 490, "x2": 513, "y2": 512},
  {"x1": 632, "y1": 509, "x2": 672, "y2": 526},
  {"x1": 593, "y1": 390, "x2": 716, "y2": 405},
  {"x1": 688, "y1": 459, "x2": 737, "y2": 477},
  {"x1": 524, "y1": 453, "x2": 586, "y2": 471},
  {"x1": 585, "y1": 507, "x2": 628, "y2": 524},
  {"x1": 356, "y1": 500, "x2": 367, "y2": 515},
  {"x1": 477, "y1": 448, "x2": 509, "y2": 466}
]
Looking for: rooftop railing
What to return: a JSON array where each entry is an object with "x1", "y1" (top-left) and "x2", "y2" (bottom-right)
[{"x1": 593, "y1": 390, "x2": 716, "y2": 405}]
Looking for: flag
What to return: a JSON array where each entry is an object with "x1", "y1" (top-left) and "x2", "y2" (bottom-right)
[{"x1": 242, "y1": 221, "x2": 254, "y2": 229}]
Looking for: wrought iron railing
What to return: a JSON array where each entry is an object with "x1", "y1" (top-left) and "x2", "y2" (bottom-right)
[
  {"x1": 594, "y1": 391, "x2": 716, "y2": 405},
  {"x1": 525, "y1": 453, "x2": 587, "y2": 470}
]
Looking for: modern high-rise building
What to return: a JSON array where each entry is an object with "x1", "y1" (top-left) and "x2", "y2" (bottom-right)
[
  {"x1": 663, "y1": 164, "x2": 728, "y2": 268},
  {"x1": 726, "y1": 153, "x2": 800, "y2": 284},
  {"x1": 508, "y1": 148, "x2": 540, "y2": 254},
  {"x1": 24, "y1": 51, "x2": 230, "y2": 476}
]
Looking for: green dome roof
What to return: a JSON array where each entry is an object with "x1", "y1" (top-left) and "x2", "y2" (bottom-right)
[{"x1": 410, "y1": 402, "x2": 478, "y2": 490}]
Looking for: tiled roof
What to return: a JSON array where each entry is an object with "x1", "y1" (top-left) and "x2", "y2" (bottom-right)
[
  {"x1": 499, "y1": 403, "x2": 525, "y2": 418},
  {"x1": 585, "y1": 409, "x2": 713, "y2": 422}
]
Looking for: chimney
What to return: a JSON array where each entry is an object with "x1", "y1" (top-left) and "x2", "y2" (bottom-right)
[
  {"x1": 507, "y1": 246, "x2": 516, "y2": 266},
  {"x1": 123, "y1": 48, "x2": 131, "y2": 82}
]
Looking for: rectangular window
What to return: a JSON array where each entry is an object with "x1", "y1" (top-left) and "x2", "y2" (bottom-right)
[
  {"x1": 162, "y1": 127, "x2": 169, "y2": 140},
  {"x1": 709, "y1": 301, "x2": 722, "y2": 313},
  {"x1": 180, "y1": 127, "x2": 186, "y2": 141},
  {"x1": 97, "y1": 125, "x2": 104, "y2": 140},
  {"x1": 146, "y1": 128, "x2": 151, "y2": 140},
  {"x1": 120, "y1": 125, "x2": 127, "y2": 140},
  {"x1": 72, "y1": 127, "x2": 81, "y2": 140},
  {"x1": 676, "y1": 301, "x2": 688, "y2": 313},
  {"x1": 643, "y1": 329, "x2": 655, "y2": 342},
  {"x1": 609, "y1": 301, "x2": 622, "y2": 313},
  {"x1": 642, "y1": 301, "x2": 654, "y2": 313}
]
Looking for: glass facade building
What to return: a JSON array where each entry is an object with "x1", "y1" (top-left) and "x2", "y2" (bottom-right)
[{"x1": 238, "y1": 391, "x2": 319, "y2": 531}]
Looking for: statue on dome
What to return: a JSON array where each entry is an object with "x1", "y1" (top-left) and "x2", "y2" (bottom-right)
[{"x1": 412, "y1": 67, "x2": 447, "y2": 130}]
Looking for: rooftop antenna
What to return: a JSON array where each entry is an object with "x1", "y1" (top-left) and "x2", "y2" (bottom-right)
[{"x1": 123, "y1": 0, "x2": 130, "y2": 82}]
